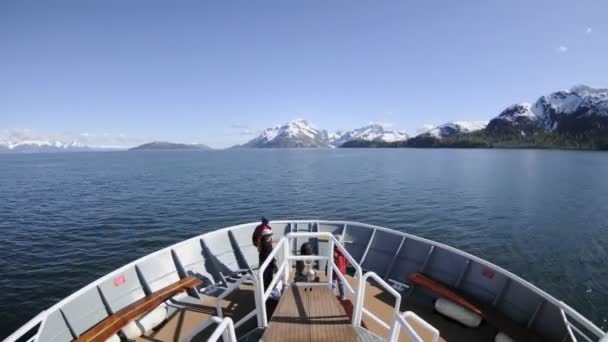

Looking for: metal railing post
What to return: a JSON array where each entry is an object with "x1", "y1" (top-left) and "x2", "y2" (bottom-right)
[
  {"x1": 354, "y1": 275, "x2": 364, "y2": 327},
  {"x1": 180, "y1": 316, "x2": 237, "y2": 342},
  {"x1": 283, "y1": 239, "x2": 290, "y2": 286},
  {"x1": 207, "y1": 317, "x2": 237, "y2": 342},
  {"x1": 388, "y1": 312, "x2": 438, "y2": 342},
  {"x1": 257, "y1": 237, "x2": 287, "y2": 327},
  {"x1": 328, "y1": 238, "x2": 334, "y2": 290},
  {"x1": 252, "y1": 273, "x2": 263, "y2": 328},
  {"x1": 257, "y1": 269, "x2": 268, "y2": 327},
  {"x1": 358, "y1": 272, "x2": 403, "y2": 338}
]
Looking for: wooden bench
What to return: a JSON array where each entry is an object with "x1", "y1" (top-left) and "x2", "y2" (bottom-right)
[
  {"x1": 409, "y1": 273, "x2": 483, "y2": 315},
  {"x1": 76, "y1": 276, "x2": 203, "y2": 342},
  {"x1": 408, "y1": 272, "x2": 544, "y2": 342}
]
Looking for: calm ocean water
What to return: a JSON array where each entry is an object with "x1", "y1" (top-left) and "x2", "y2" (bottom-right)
[{"x1": 1, "y1": 149, "x2": 607, "y2": 338}]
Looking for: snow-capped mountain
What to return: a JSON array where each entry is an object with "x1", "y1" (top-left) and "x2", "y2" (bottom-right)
[
  {"x1": 329, "y1": 124, "x2": 408, "y2": 146},
  {"x1": 485, "y1": 103, "x2": 540, "y2": 134},
  {"x1": 0, "y1": 129, "x2": 139, "y2": 152},
  {"x1": 238, "y1": 120, "x2": 410, "y2": 148},
  {"x1": 486, "y1": 85, "x2": 608, "y2": 135},
  {"x1": 423, "y1": 121, "x2": 488, "y2": 139},
  {"x1": 535, "y1": 85, "x2": 608, "y2": 133},
  {"x1": 239, "y1": 119, "x2": 331, "y2": 148},
  {"x1": 0, "y1": 130, "x2": 90, "y2": 152}
]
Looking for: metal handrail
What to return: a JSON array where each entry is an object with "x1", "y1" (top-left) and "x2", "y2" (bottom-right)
[
  {"x1": 258, "y1": 237, "x2": 286, "y2": 295},
  {"x1": 256, "y1": 231, "x2": 364, "y2": 327},
  {"x1": 559, "y1": 302, "x2": 606, "y2": 341},
  {"x1": 216, "y1": 273, "x2": 253, "y2": 318},
  {"x1": 178, "y1": 316, "x2": 237, "y2": 342},
  {"x1": 560, "y1": 307, "x2": 599, "y2": 342},
  {"x1": 356, "y1": 271, "x2": 402, "y2": 338},
  {"x1": 213, "y1": 272, "x2": 259, "y2": 330},
  {"x1": 3, "y1": 311, "x2": 47, "y2": 342},
  {"x1": 257, "y1": 237, "x2": 287, "y2": 326},
  {"x1": 388, "y1": 311, "x2": 439, "y2": 342},
  {"x1": 332, "y1": 260, "x2": 356, "y2": 295},
  {"x1": 178, "y1": 316, "x2": 221, "y2": 342},
  {"x1": 288, "y1": 231, "x2": 363, "y2": 299},
  {"x1": 286, "y1": 232, "x2": 363, "y2": 313},
  {"x1": 208, "y1": 317, "x2": 237, "y2": 342}
]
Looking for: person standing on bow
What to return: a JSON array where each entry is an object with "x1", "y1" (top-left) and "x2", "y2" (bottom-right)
[
  {"x1": 252, "y1": 217, "x2": 271, "y2": 248},
  {"x1": 333, "y1": 234, "x2": 348, "y2": 300},
  {"x1": 258, "y1": 227, "x2": 277, "y2": 291}
]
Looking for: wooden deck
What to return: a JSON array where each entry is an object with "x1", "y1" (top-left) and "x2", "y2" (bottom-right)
[
  {"x1": 134, "y1": 274, "x2": 545, "y2": 342},
  {"x1": 262, "y1": 284, "x2": 359, "y2": 341},
  {"x1": 136, "y1": 283, "x2": 258, "y2": 342},
  {"x1": 348, "y1": 275, "x2": 545, "y2": 342}
]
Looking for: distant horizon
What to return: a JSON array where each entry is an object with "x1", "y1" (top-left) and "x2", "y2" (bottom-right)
[
  {"x1": 1, "y1": 83, "x2": 605, "y2": 149},
  {"x1": 2, "y1": 1, "x2": 607, "y2": 148}
]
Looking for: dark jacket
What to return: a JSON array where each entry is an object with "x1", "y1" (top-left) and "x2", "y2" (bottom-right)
[
  {"x1": 295, "y1": 242, "x2": 317, "y2": 282},
  {"x1": 259, "y1": 237, "x2": 277, "y2": 272}
]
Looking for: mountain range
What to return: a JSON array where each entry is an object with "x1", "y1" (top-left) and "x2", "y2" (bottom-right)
[
  {"x1": 0, "y1": 129, "x2": 137, "y2": 153},
  {"x1": 353, "y1": 85, "x2": 608, "y2": 150},
  {"x1": 234, "y1": 119, "x2": 409, "y2": 148},
  {"x1": 0, "y1": 130, "x2": 211, "y2": 153},
  {"x1": 3, "y1": 85, "x2": 607, "y2": 152},
  {"x1": 0, "y1": 136, "x2": 98, "y2": 153},
  {"x1": 239, "y1": 85, "x2": 608, "y2": 149}
]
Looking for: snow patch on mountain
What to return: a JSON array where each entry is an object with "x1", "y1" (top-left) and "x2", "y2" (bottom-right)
[
  {"x1": 240, "y1": 119, "x2": 330, "y2": 148},
  {"x1": 535, "y1": 85, "x2": 608, "y2": 118},
  {"x1": 330, "y1": 124, "x2": 408, "y2": 146},
  {"x1": 503, "y1": 103, "x2": 538, "y2": 120},
  {"x1": 534, "y1": 92, "x2": 583, "y2": 117},
  {"x1": 424, "y1": 121, "x2": 488, "y2": 138}
]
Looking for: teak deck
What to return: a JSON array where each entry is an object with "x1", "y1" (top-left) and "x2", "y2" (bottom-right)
[
  {"x1": 136, "y1": 283, "x2": 258, "y2": 342},
  {"x1": 262, "y1": 284, "x2": 359, "y2": 341}
]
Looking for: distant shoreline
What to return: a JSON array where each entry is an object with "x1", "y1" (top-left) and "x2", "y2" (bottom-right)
[{"x1": 2, "y1": 146, "x2": 608, "y2": 154}]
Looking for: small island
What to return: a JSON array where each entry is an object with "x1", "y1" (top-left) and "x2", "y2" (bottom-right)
[{"x1": 129, "y1": 141, "x2": 211, "y2": 151}]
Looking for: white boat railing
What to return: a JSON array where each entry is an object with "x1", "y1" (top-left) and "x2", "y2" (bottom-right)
[
  {"x1": 215, "y1": 272, "x2": 259, "y2": 330},
  {"x1": 208, "y1": 317, "x2": 237, "y2": 342},
  {"x1": 560, "y1": 304, "x2": 605, "y2": 342},
  {"x1": 388, "y1": 311, "x2": 439, "y2": 342},
  {"x1": 4, "y1": 220, "x2": 607, "y2": 342},
  {"x1": 2, "y1": 311, "x2": 47, "y2": 342},
  {"x1": 256, "y1": 231, "x2": 363, "y2": 327},
  {"x1": 355, "y1": 271, "x2": 402, "y2": 338},
  {"x1": 216, "y1": 274, "x2": 252, "y2": 317},
  {"x1": 179, "y1": 316, "x2": 237, "y2": 342}
]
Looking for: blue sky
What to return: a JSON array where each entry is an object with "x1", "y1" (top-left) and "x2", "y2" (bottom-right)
[{"x1": 1, "y1": 0, "x2": 607, "y2": 148}]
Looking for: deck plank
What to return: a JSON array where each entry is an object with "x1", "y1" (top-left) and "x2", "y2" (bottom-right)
[{"x1": 262, "y1": 284, "x2": 358, "y2": 342}]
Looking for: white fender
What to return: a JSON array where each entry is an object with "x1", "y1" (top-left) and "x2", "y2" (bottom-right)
[
  {"x1": 495, "y1": 331, "x2": 516, "y2": 342},
  {"x1": 136, "y1": 304, "x2": 169, "y2": 333},
  {"x1": 435, "y1": 297, "x2": 482, "y2": 328},
  {"x1": 104, "y1": 334, "x2": 121, "y2": 342},
  {"x1": 121, "y1": 320, "x2": 142, "y2": 339}
]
